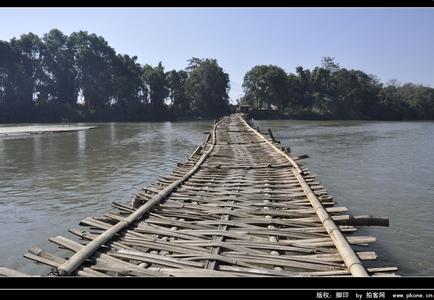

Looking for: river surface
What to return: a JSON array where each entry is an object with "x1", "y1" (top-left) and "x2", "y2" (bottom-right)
[{"x1": 0, "y1": 120, "x2": 433, "y2": 276}]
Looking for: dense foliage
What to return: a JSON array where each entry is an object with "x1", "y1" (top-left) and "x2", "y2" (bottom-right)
[
  {"x1": 1, "y1": 30, "x2": 432, "y2": 123},
  {"x1": 241, "y1": 57, "x2": 434, "y2": 120},
  {"x1": 0, "y1": 30, "x2": 231, "y2": 122}
]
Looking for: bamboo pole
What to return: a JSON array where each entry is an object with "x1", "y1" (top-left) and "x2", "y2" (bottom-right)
[
  {"x1": 345, "y1": 215, "x2": 389, "y2": 227},
  {"x1": 56, "y1": 117, "x2": 225, "y2": 276},
  {"x1": 237, "y1": 114, "x2": 369, "y2": 277},
  {"x1": 0, "y1": 267, "x2": 31, "y2": 277},
  {"x1": 267, "y1": 128, "x2": 279, "y2": 143}
]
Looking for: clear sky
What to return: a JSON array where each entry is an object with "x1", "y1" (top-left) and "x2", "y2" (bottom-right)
[{"x1": 1, "y1": 8, "x2": 433, "y2": 103}]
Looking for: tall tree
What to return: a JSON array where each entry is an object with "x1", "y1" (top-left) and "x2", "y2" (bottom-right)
[
  {"x1": 242, "y1": 65, "x2": 268, "y2": 109},
  {"x1": 243, "y1": 65, "x2": 289, "y2": 111},
  {"x1": 0, "y1": 41, "x2": 22, "y2": 107},
  {"x1": 41, "y1": 29, "x2": 78, "y2": 105},
  {"x1": 321, "y1": 56, "x2": 341, "y2": 73},
  {"x1": 68, "y1": 31, "x2": 116, "y2": 112},
  {"x1": 112, "y1": 54, "x2": 147, "y2": 118},
  {"x1": 185, "y1": 58, "x2": 230, "y2": 118},
  {"x1": 9, "y1": 33, "x2": 45, "y2": 108},
  {"x1": 142, "y1": 62, "x2": 169, "y2": 110},
  {"x1": 166, "y1": 69, "x2": 189, "y2": 112}
]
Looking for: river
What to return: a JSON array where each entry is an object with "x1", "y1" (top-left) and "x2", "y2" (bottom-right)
[{"x1": 0, "y1": 120, "x2": 433, "y2": 275}]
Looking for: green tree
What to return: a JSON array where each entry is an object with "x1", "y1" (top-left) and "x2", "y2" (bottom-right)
[
  {"x1": 396, "y1": 83, "x2": 434, "y2": 119},
  {"x1": 242, "y1": 65, "x2": 268, "y2": 109},
  {"x1": 185, "y1": 58, "x2": 230, "y2": 118},
  {"x1": 0, "y1": 41, "x2": 21, "y2": 106},
  {"x1": 41, "y1": 29, "x2": 78, "y2": 105},
  {"x1": 142, "y1": 62, "x2": 169, "y2": 110},
  {"x1": 4, "y1": 29, "x2": 434, "y2": 122},
  {"x1": 68, "y1": 31, "x2": 117, "y2": 113},
  {"x1": 166, "y1": 69, "x2": 189, "y2": 113},
  {"x1": 9, "y1": 33, "x2": 46, "y2": 108},
  {"x1": 287, "y1": 73, "x2": 302, "y2": 112},
  {"x1": 377, "y1": 83, "x2": 413, "y2": 119},
  {"x1": 295, "y1": 66, "x2": 315, "y2": 110},
  {"x1": 321, "y1": 56, "x2": 341, "y2": 73},
  {"x1": 327, "y1": 69, "x2": 382, "y2": 119},
  {"x1": 242, "y1": 65, "x2": 289, "y2": 111},
  {"x1": 112, "y1": 54, "x2": 147, "y2": 119}
]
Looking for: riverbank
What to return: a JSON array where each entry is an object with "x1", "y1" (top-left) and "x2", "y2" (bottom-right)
[
  {"x1": 246, "y1": 110, "x2": 434, "y2": 121},
  {"x1": 0, "y1": 113, "x2": 214, "y2": 124},
  {"x1": 0, "y1": 125, "x2": 97, "y2": 138}
]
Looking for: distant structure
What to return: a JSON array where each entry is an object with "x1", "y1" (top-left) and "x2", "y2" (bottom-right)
[{"x1": 236, "y1": 105, "x2": 251, "y2": 113}]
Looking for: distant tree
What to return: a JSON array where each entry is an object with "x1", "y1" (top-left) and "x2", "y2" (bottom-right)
[
  {"x1": 385, "y1": 79, "x2": 401, "y2": 87},
  {"x1": 351, "y1": 71, "x2": 382, "y2": 118},
  {"x1": 41, "y1": 29, "x2": 78, "y2": 105},
  {"x1": 294, "y1": 66, "x2": 314, "y2": 110},
  {"x1": 378, "y1": 84, "x2": 413, "y2": 119},
  {"x1": 166, "y1": 69, "x2": 189, "y2": 113},
  {"x1": 242, "y1": 65, "x2": 289, "y2": 111},
  {"x1": 68, "y1": 31, "x2": 117, "y2": 112},
  {"x1": 321, "y1": 56, "x2": 340, "y2": 73},
  {"x1": 310, "y1": 67, "x2": 332, "y2": 114},
  {"x1": 0, "y1": 41, "x2": 22, "y2": 107},
  {"x1": 112, "y1": 54, "x2": 147, "y2": 119},
  {"x1": 142, "y1": 62, "x2": 169, "y2": 110},
  {"x1": 328, "y1": 68, "x2": 382, "y2": 119},
  {"x1": 185, "y1": 58, "x2": 230, "y2": 118},
  {"x1": 287, "y1": 73, "x2": 304, "y2": 112},
  {"x1": 9, "y1": 33, "x2": 46, "y2": 108},
  {"x1": 185, "y1": 57, "x2": 203, "y2": 71},
  {"x1": 3, "y1": 29, "x2": 434, "y2": 122},
  {"x1": 311, "y1": 67, "x2": 331, "y2": 93},
  {"x1": 266, "y1": 66, "x2": 290, "y2": 111},
  {"x1": 242, "y1": 65, "x2": 268, "y2": 109},
  {"x1": 396, "y1": 83, "x2": 434, "y2": 119}
]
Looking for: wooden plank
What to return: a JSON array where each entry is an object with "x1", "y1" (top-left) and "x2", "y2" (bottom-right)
[{"x1": 0, "y1": 267, "x2": 31, "y2": 277}]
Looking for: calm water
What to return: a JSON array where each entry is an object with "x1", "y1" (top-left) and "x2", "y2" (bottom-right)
[
  {"x1": 0, "y1": 122, "x2": 210, "y2": 275},
  {"x1": 0, "y1": 120, "x2": 433, "y2": 275},
  {"x1": 255, "y1": 119, "x2": 434, "y2": 276}
]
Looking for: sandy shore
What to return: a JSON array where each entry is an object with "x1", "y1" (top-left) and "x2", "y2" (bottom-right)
[{"x1": 0, "y1": 125, "x2": 97, "y2": 137}]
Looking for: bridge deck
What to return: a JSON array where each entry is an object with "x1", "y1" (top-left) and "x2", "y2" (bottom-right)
[{"x1": 1, "y1": 114, "x2": 397, "y2": 277}]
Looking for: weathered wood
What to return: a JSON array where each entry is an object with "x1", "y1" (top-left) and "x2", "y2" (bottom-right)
[
  {"x1": 0, "y1": 267, "x2": 31, "y2": 277},
  {"x1": 267, "y1": 128, "x2": 280, "y2": 144},
  {"x1": 341, "y1": 215, "x2": 390, "y2": 227},
  {"x1": 55, "y1": 118, "x2": 225, "y2": 276},
  {"x1": 239, "y1": 115, "x2": 369, "y2": 277}
]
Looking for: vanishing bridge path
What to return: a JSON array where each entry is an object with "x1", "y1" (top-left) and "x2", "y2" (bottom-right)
[{"x1": 0, "y1": 114, "x2": 397, "y2": 277}]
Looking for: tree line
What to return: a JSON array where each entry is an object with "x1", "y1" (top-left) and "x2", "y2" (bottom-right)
[
  {"x1": 0, "y1": 29, "x2": 231, "y2": 123},
  {"x1": 241, "y1": 57, "x2": 434, "y2": 120},
  {"x1": 1, "y1": 30, "x2": 433, "y2": 123}
]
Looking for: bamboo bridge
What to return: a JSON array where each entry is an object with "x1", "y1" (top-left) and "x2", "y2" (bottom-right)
[{"x1": 0, "y1": 113, "x2": 397, "y2": 277}]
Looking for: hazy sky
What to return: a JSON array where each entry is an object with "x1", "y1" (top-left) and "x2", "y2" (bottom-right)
[{"x1": 1, "y1": 8, "x2": 433, "y2": 102}]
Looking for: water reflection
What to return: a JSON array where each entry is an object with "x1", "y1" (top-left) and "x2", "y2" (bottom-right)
[{"x1": 77, "y1": 129, "x2": 86, "y2": 158}]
